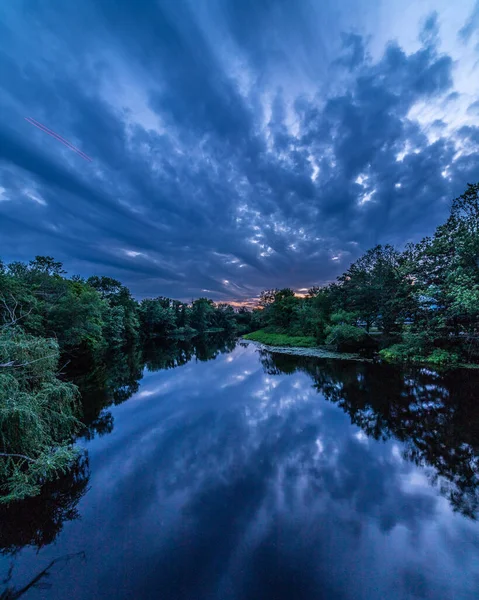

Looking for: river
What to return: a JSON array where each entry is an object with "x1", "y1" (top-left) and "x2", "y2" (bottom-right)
[{"x1": 1, "y1": 337, "x2": 479, "y2": 599}]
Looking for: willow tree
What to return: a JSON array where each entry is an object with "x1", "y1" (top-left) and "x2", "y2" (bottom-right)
[{"x1": 0, "y1": 328, "x2": 82, "y2": 503}]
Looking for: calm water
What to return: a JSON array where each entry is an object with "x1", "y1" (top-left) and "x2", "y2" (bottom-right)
[{"x1": 1, "y1": 338, "x2": 479, "y2": 599}]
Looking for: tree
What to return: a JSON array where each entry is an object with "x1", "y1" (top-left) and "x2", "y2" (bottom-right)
[
  {"x1": 46, "y1": 280, "x2": 106, "y2": 352},
  {"x1": 235, "y1": 307, "x2": 254, "y2": 332},
  {"x1": 190, "y1": 298, "x2": 215, "y2": 332},
  {"x1": 268, "y1": 290, "x2": 298, "y2": 330},
  {"x1": 87, "y1": 276, "x2": 123, "y2": 300},
  {"x1": 259, "y1": 289, "x2": 278, "y2": 308},
  {"x1": 408, "y1": 183, "x2": 479, "y2": 338},
  {"x1": 87, "y1": 276, "x2": 140, "y2": 345},
  {"x1": 175, "y1": 302, "x2": 189, "y2": 328},
  {"x1": 336, "y1": 245, "x2": 411, "y2": 333},
  {"x1": 214, "y1": 303, "x2": 237, "y2": 331},
  {"x1": 29, "y1": 256, "x2": 66, "y2": 276},
  {"x1": 139, "y1": 298, "x2": 177, "y2": 337},
  {"x1": 0, "y1": 328, "x2": 82, "y2": 502}
]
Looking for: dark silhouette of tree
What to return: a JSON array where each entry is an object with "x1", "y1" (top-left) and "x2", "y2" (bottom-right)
[{"x1": 262, "y1": 351, "x2": 479, "y2": 518}]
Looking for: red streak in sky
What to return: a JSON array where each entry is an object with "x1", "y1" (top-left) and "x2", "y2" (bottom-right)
[{"x1": 25, "y1": 117, "x2": 92, "y2": 162}]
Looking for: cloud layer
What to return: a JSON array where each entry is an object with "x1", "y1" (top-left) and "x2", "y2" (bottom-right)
[{"x1": 0, "y1": 1, "x2": 478, "y2": 300}]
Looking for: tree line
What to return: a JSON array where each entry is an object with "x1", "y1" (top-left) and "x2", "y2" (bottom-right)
[
  {"x1": 0, "y1": 258, "x2": 248, "y2": 503},
  {"x1": 0, "y1": 258, "x2": 251, "y2": 354},
  {"x1": 1, "y1": 180, "x2": 478, "y2": 502},
  {"x1": 250, "y1": 182, "x2": 479, "y2": 365}
]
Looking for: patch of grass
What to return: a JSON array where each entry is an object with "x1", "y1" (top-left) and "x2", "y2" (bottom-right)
[{"x1": 243, "y1": 330, "x2": 317, "y2": 348}]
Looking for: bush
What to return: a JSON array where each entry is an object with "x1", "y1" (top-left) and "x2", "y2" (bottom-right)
[
  {"x1": 425, "y1": 348, "x2": 459, "y2": 366},
  {"x1": 379, "y1": 343, "x2": 420, "y2": 362},
  {"x1": 0, "y1": 329, "x2": 82, "y2": 502},
  {"x1": 325, "y1": 324, "x2": 373, "y2": 352},
  {"x1": 379, "y1": 340, "x2": 459, "y2": 366},
  {"x1": 379, "y1": 332, "x2": 430, "y2": 363}
]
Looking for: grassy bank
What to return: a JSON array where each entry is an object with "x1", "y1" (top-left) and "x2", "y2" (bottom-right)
[
  {"x1": 243, "y1": 330, "x2": 317, "y2": 348},
  {"x1": 244, "y1": 329, "x2": 479, "y2": 369}
]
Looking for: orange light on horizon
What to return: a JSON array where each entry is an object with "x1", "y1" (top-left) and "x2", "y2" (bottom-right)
[{"x1": 221, "y1": 288, "x2": 312, "y2": 309}]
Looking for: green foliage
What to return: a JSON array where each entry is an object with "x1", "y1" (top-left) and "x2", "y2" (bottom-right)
[
  {"x1": 336, "y1": 244, "x2": 414, "y2": 333},
  {"x1": 0, "y1": 255, "x2": 245, "y2": 503},
  {"x1": 88, "y1": 275, "x2": 140, "y2": 345},
  {"x1": 234, "y1": 307, "x2": 255, "y2": 333},
  {"x1": 379, "y1": 343, "x2": 422, "y2": 363},
  {"x1": 46, "y1": 281, "x2": 106, "y2": 351},
  {"x1": 213, "y1": 303, "x2": 237, "y2": 332},
  {"x1": 243, "y1": 330, "x2": 317, "y2": 347},
  {"x1": 426, "y1": 348, "x2": 459, "y2": 366},
  {"x1": 252, "y1": 182, "x2": 479, "y2": 363},
  {"x1": 330, "y1": 310, "x2": 358, "y2": 326},
  {"x1": 325, "y1": 324, "x2": 373, "y2": 352},
  {"x1": 189, "y1": 297, "x2": 215, "y2": 333},
  {"x1": 103, "y1": 305, "x2": 127, "y2": 347},
  {"x1": 0, "y1": 255, "x2": 242, "y2": 353},
  {"x1": 380, "y1": 343, "x2": 459, "y2": 367},
  {"x1": 138, "y1": 296, "x2": 240, "y2": 338},
  {"x1": 139, "y1": 298, "x2": 177, "y2": 337},
  {"x1": 406, "y1": 183, "x2": 479, "y2": 341},
  {"x1": 378, "y1": 332, "x2": 431, "y2": 363},
  {"x1": 0, "y1": 329, "x2": 81, "y2": 502}
]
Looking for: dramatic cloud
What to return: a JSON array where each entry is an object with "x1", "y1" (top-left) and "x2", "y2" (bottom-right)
[{"x1": 0, "y1": 0, "x2": 478, "y2": 301}]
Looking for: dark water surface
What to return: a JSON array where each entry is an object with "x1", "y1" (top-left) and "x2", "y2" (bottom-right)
[{"x1": 2, "y1": 338, "x2": 479, "y2": 599}]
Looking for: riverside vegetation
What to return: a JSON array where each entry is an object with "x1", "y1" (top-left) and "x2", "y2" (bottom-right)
[
  {"x1": 0, "y1": 259, "x2": 247, "y2": 503},
  {"x1": 1, "y1": 182, "x2": 478, "y2": 503},
  {"x1": 245, "y1": 182, "x2": 479, "y2": 367}
]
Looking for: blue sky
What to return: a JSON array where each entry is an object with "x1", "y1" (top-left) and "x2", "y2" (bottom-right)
[{"x1": 1, "y1": 0, "x2": 478, "y2": 301}]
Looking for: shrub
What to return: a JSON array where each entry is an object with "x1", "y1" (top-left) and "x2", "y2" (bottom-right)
[
  {"x1": 379, "y1": 343, "x2": 420, "y2": 363},
  {"x1": 325, "y1": 324, "x2": 373, "y2": 352},
  {"x1": 379, "y1": 332, "x2": 430, "y2": 362},
  {"x1": 425, "y1": 348, "x2": 459, "y2": 366},
  {"x1": 379, "y1": 340, "x2": 459, "y2": 366},
  {"x1": 0, "y1": 329, "x2": 82, "y2": 502}
]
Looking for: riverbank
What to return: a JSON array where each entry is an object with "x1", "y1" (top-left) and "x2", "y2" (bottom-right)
[
  {"x1": 243, "y1": 338, "x2": 370, "y2": 361},
  {"x1": 242, "y1": 331, "x2": 479, "y2": 368},
  {"x1": 242, "y1": 330, "x2": 317, "y2": 347}
]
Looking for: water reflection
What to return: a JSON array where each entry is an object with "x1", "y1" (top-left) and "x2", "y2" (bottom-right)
[
  {"x1": 260, "y1": 350, "x2": 479, "y2": 519},
  {"x1": 0, "y1": 457, "x2": 89, "y2": 555},
  {"x1": 1, "y1": 553, "x2": 85, "y2": 599},
  {"x1": 1, "y1": 340, "x2": 479, "y2": 599},
  {"x1": 69, "y1": 333, "x2": 237, "y2": 440},
  {"x1": 0, "y1": 335, "x2": 234, "y2": 555}
]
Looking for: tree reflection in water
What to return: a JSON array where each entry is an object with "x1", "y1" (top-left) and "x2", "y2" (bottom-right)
[
  {"x1": 0, "y1": 458, "x2": 89, "y2": 555},
  {"x1": 1, "y1": 552, "x2": 85, "y2": 599},
  {"x1": 259, "y1": 350, "x2": 479, "y2": 519},
  {"x1": 67, "y1": 333, "x2": 236, "y2": 441},
  {"x1": 2, "y1": 336, "x2": 479, "y2": 599},
  {"x1": 0, "y1": 334, "x2": 237, "y2": 560}
]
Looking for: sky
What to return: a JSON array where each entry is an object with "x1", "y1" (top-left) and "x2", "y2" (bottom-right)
[{"x1": 0, "y1": 0, "x2": 479, "y2": 303}]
